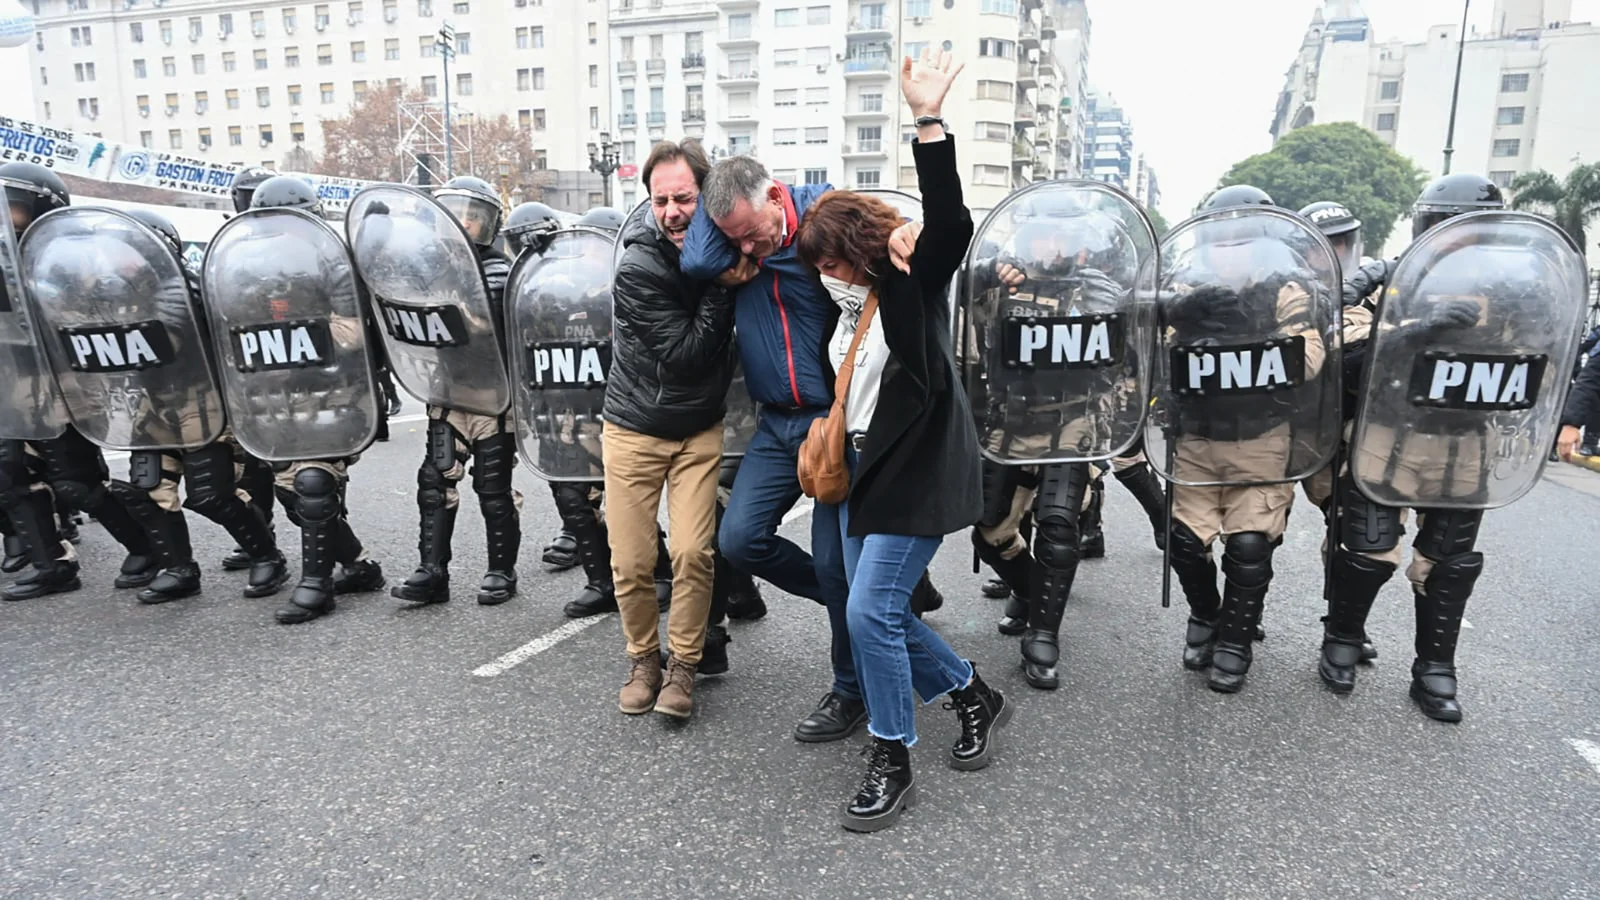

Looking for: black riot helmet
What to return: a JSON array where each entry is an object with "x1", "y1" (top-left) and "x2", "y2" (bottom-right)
[
  {"x1": 1299, "y1": 200, "x2": 1364, "y2": 272},
  {"x1": 249, "y1": 175, "x2": 325, "y2": 216},
  {"x1": 435, "y1": 175, "x2": 504, "y2": 247},
  {"x1": 577, "y1": 206, "x2": 625, "y2": 233},
  {"x1": 230, "y1": 166, "x2": 274, "y2": 214},
  {"x1": 503, "y1": 200, "x2": 563, "y2": 256},
  {"x1": 123, "y1": 208, "x2": 184, "y2": 260},
  {"x1": 1200, "y1": 184, "x2": 1275, "y2": 211},
  {"x1": 0, "y1": 161, "x2": 71, "y2": 233},
  {"x1": 1411, "y1": 172, "x2": 1504, "y2": 240}
]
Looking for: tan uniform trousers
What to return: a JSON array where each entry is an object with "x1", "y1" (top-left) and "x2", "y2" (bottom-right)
[
  {"x1": 977, "y1": 426, "x2": 1102, "y2": 560},
  {"x1": 426, "y1": 406, "x2": 525, "y2": 513},
  {"x1": 1170, "y1": 425, "x2": 1297, "y2": 547},
  {"x1": 148, "y1": 429, "x2": 255, "y2": 514},
  {"x1": 602, "y1": 420, "x2": 722, "y2": 666}
]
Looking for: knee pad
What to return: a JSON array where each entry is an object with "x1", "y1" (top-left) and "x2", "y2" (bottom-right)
[
  {"x1": 417, "y1": 463, "x2": 449, "y2": 511},
  {"x1": 293, "y1": 467, "x2": 341, "y2": 521},
  {"x1": 1221, "y1": 532, "x2": 1274, "y2": 589},
  {"x1": 1338, "y1": 478, "x2": 1403, "y2": 553},
  {"x1": 181, "y1": 444, "x2": 236, "y2": 514},
  {"x1": 1033, "y1": 521, "x2": 1080, "y2": 571},
  {"x1": 470, "y1": 433, "x2": 518, "y2": 495},
  {"x1": 551, "y1": 480, "x2": 599, "y2": 524},
  {"x1": 1420, "y1": 550, "x2": 1484, "y2": 602},
  {"x1": 1033, "y1": 463, "x2": 1087, "y2": 536},
  {"x1": 1412, "y1": 509, "x2": 1482, "y2": 561},
  {"x1": 426, "y1": 418, "x2": 458, "y2": 472},
  {"x1": 1167, "y1": 520, "x2": 1209, "y2": 566}
]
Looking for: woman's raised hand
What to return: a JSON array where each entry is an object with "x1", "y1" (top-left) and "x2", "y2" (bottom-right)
[{"x1": 901, "y1": 48, "x2": 963, "y2": 120}]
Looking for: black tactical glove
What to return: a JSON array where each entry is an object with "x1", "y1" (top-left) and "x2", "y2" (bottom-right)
[
  {"x1": 1419, "y1": 298, "x2": 1481, "y2": 330},
  {"x1": 1166, "y1": 285, "x2": 1237, "y2": 334},
  {"x1": 1342, "y1": 258, "x2": 1394, "y2": 307}
]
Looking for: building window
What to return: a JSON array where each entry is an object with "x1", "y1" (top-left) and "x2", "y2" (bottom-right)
[
  {"x1": 348, "y1": 1, "x2": 365, "y2": 25},
  {"x1": 771, "y1": 169, "x2": 796, "y2": 184},
  {"x1": 856, "y1": 125, "x2": 882, "y2": 151},
  {"x1": 218, "y1": 13, "x2": 234, "y2": 35},
  {"x1": 533, "y1": 68, "x2": 546, "y2": 90},
  {"x1": 453, "y1": 1, "x2": 469, "y2": 12},
  {"x1": 855, "y1": 168, "x2": 881, "y2": 188},
  {"x1": 251, "y1": 10, "x2": 266, "y2": 37},
  {"x1": 906, "y1": 0, "x2": 931, "y2": 15},
  {"x1": 422, "y1": 76, "x2": 438, "y2": 97},
  {"x1": 134, "y1": 59, "x2": 148, "y2": 78},
  {"x1": 194, "y1": 91, "x2": 208, "y2": 113},
  {"x1": 806, "y1": 5, "x2": 830, "y2": 25},
  {"x1": 226, "y1": 89, "x2": 240, "y2": 110},
  {"x1": 286, "y1": 47, "x2": 301, "y2": 67},
  {"x1": 898, "y1": 165, "x2": 917, "y2": 185},
  {"x1": 420, "y1": 36, "x2": 437, "y2": 58},
  {"x1": 686, "y1": 85, "x2": 704, "y2": 113},
  {"x1": 533, "y1": 149, "x2": 547, "y2": 170},
  {"x1": 516, "y1": 27, "x2": 530, "y2": 50},
  {"x1": 257, "y1": 86, "x2": 271, "y2": 107},
  {"x1": 775, "y1": 49, "x2": 798, "y2": 68},
  {"x1": 164, "y1": 92, "x2": 179, "y2": 114},
  {"x1": 291, "y1": 121, "x2": 306, "y2": 143},
  {"x1": 533, "y1": 109, "x2": 546, "y2": 131},
  {"x1": 517, "y1": 109, "x2": 531, "y2": 129},
  {"x1": 38, "y1": 65, "x2": 45, "y2": 86},
  {"x1": 385, "y1": 38, "x2": 399, "y2": 60},
  {"x1": 1500, "y1": 73, "x2": 1530, "y2": 92},
  {"x1": 589, "y1": 65, "x2": 598, "y2": 87},
  {"x1": 228, "y1": 125, "x2": 242, "y2": 146},
  {"x1": 352, "y1": 81, "x2": 368, "y2": 103},
  {"x1": 1497, "y1": 106, "x2": 1525, "y2": 125},
  {"x1": 803, "y1": 168, "x2": 827, "y2": 185},
  {"x1": 260, "y1": 124, "x2": 274, "y2": 145},
  {"x1": 1489, "y1": 170, "x2": 1515, "y2": 188},
  {"x1": 318, "y1": 44, "x2": 333, "y2": 65},
  {"x1": 589, "y1": 22, "x2": 597, "y2": 44},
  {"x1": 980, "y1": 0, "x2": 1017, "y2": 12},
  {"x1": 590, "y1": 106, "x2": 600, "y2": 129},
  {"x1": 1375, "y1": 112, "x2": 1396, "y2": 131},
  {"x1": 978, "y1": 38, "x2": 1014, "y2": 59},
  {"x1": 805, "y1": 45, "x2": 829, "y2": 67},
  {"x1": 457, "y1": 74, "x2": 473, "y2": 96},
  {"x1": 288, "y1": 84, "x2": 303, "y2": 105},
  {"x1": 775, "y1": 7, "x2": 799, "y2": 27},
  {"x1": 136, "y1": 94, "x2": 150, "y2": 115},
  {"x1": 198, "y1": 127, "x2": 212, "y2": 149},
  {"x1": 315, "y1": 4, "x2": 330, "y2": 28},
  {"x1": 805, "y1": 127, "x2": 829, "y2": 145},
  {"x1": 904, "y1": 40, "x2": 928, "y2": 58},
  {"x1": 284, "y1": 9, "x2": 298, "y2": 31},
  {"x1": 974, "y1": 164, "x2": 1009, "y2": 185},
  {"x1": 187, "y1": 17, "x2": 202, "y2": 41},
  {"x1": 130, "y1": 22, "x2": 144, "y2": 43},
  {"x1": 859, "y1": 91, "x2": 883, "y2": 112},
  {"x1": 533, "y1": 26, "x2": 544, "y2": 48},
  {"x1": 169, "y1": 129, "x2": 182, "y2": 149},
  {"x1": 141, "y1": 131, "x2": 154, "y2": 149},
  {"x1": 976, "y1": 79, "x2": 1012, "y2": 100},
  {"x1": 774, "y1": 89, "x2": 798, "y2": 107},
  {"x1": 221, "y1": 52, "x2": 236, "y2": 72},
  {"x1": 805, "y1": 87, "x2": 828, "y2": 106},
  {"x1": 418, "y1": 0, "x2": 433, "y2": 16},
  {"x1": 728, "y1": 13, "x2": 753, "y2": 38},
  {"x1": 192, "y1": 54, "x2": 206, "y2": 75},
  {"x1": 351, "y1": 41, "x2": 365, "y2": 62},
  {"x1": 455, "y1": 32, "x2": 471, "y2": 55},
  {"x1": 517, "y1": 69, "x2": 531, "y2": 91},
  {"x1": 1492, "y1": 138, "x2": 1520, "y2": 157},
  {"x1": 160, "y1": 20, "x2": 173, "y2": 44},
  {"x1": 686, "y1": 31, "x2": 703, "y2": 55},
  {"x1": 384, "y1": 0, "x2": 398, "y2": 21},
  {"x1": 321, "y1": 82, "x2": 336, "y2": 103},
  {"x1": 163, "y1": 57, "x2": 177, "y2": 77},
  {"x1": 774, "y1": 128, "x2": 798, "y2": 145},
  {"x1": 1379, "y1": 80, "x2": 1400, "y2": 100},
  {"x1": 254, "y1": 49, "x2": 268, "y2": 70}
]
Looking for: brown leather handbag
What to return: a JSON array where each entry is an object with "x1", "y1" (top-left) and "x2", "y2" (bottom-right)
[{"x1": 798, "y1": 292, "x2": 879, "y2": 505}]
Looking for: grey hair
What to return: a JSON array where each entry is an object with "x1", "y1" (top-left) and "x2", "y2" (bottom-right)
[{"x1": 702, "y1": 155, "x2": 772, "y2": 220}]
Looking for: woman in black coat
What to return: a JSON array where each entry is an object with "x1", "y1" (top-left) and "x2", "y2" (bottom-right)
[{"x1": 793, "y1": 49, "x2": 1010, "y2": 834}]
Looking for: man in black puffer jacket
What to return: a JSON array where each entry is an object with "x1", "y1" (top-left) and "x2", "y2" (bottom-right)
[{"x1": 605, "y1": 138, "x2": 742, "y2": 720}]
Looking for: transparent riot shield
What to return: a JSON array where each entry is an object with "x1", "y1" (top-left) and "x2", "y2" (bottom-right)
[
  {"x1": 510, "y1": 226, "x2": 614, "y2": 481},
  {"x1": 20, "y1": 207, "x2": 224, "y2": 451},
  {"x1": 0, "y1": 191, "x2": 65, "y2": 441},
  {"x1": 1350, "y1": 210, "x2": 1588, "y2": 509},
  {"x1": 614, "y1": 199, "x2": 757, "y2": 457},
  {"x1": 202, "y1": 208, "x2": 381, "y2": 462},
  {"x1": 1146, "y1": 206, "x2": 1343, "y2": 486},
  {"x1": 963, "y1": 180, "x2": 1160, "y2": 466},
  {"x1": 857, "y1": 189, "x2": 922, "y2": 222},
  {"x1": 345, "y1": 184, "x2": 510, "y2": 416}
]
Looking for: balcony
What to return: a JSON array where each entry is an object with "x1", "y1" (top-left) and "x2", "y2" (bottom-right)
[
  {"x1": 646, "y1": 57, "x2": 666, "y2": 73},
  {"x1": 1014, "y1": 104, "x2": 1036, "y2": 125},
  {"x1": 1019, "y1": 21, "x2": 1039, "y2": 49},
  {"x1": 841, "y1": 140, "x2": 886, "y2": 158},
  {"x1": 618, "y1": 112, "x2": 638, "y2": 128},
  {"x1": 647, "y1": 110, "x2": 667, "y2": 126},
  {"x1": 717, "y1": 0, "x2": 758, "y2": 6},
  {"x1": 1013, "y1": 139, "x2": 1034, "y2": 163},
  {"x1": 682, "y1": 53, "x2": 706, "y2": 71},
  {"x1": 717, "y1": 109, "x2": 759, "y2": 125},
  {"x1": 717, "y1": 69, "x2": 759, "y2": 85},
  {"x1": 683, "y1": 109, "x2": 706, "y2": 124},
  {"x1": 843, "y1": 56, "x2": 893, "y2": 78},
  {"x1": 1022, "y1": 0, "x2": 1043, "y2": 9},
  {"x1": 846, "y1": 15, "x2": 892, "y2": 39},
  {"x1": 1016, "y1": 60, "x2": 1037, "y2": 88},
  {"x1": 842, "y1": 104, "x2": 889, "y2": 120},
  {"x1": 617, "y1": 59, "x2": 637, "y2": 75},
  {"x1": 1037, "y1": 56, "x2": 1057, "y2": 80},
  {"x1": 718, "y1": 28, "x2": 759, "y2": 47},
  {"x1": 1040, "y1": 15, "x2": 1057, "y2": 38}
]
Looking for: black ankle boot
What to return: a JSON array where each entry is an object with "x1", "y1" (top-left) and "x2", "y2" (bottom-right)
[
  {"x1": 981, "y1": 578, "x2": 1011, "y2": 599},
  {"x1": 1409, "y1": 554, "x2": 1481, "y2": 723},
  {"x1": 1410, "y1": 659, "x2": 1462, "y2": 723},
  {"x1": 909, "y1": 571, "x2": 943, "y2": 618},
  {"x1": 393, "y1": 503, "x2": 456, "y2": 605},
  {"x1": 998, "y1": 592, "x2": 1028, "y2": 636},
  {"x1": 946, "y1": 664, "x2": 1011, "y2": 770},
  {"x1": 277, "y1": 576, "x2": 336, "y2": 624},
  {"x1": 243, "y1": 554, "x2": 291, "y2": 598},
  {"x1": 840, "y1": 737, "x2": 915, "y2": 833},
  {"x1": 564, "y1": 581, "x2": 617, "y2": 617},
  {"x1": 2, "y1": 535, "x2": 29, "y2": 573},
  {"x1": 113, "y1": 553, "x2": 159, "y2": 589},
  {"x1": 1318, "y1": 551, "x2": 1392, "y2": 694},
  {"x1": 725, "y1": 572, "x2": 767, "y2": 621},
  {"x1": 138, "y1": 562, "x2": 202, "y2": 605},
  {"x1": 1183, "y1": 616, "x2": 1218, "y2": 670},
  {"x1": 698, "y1": 624, "x2": 731, "y2": 676},
  {"x1": 1021, "y1": 564, "x2": 1074, "y2": 690},
  {"x1": 477, "y1": 570, "x2": 519, "y2": 606},
  {"x1": 1207, "y1": 535, "x2": 1273, "y2": 694},
  {"x1": 393, "y1": 565, "x2": 451, "y2": 604},
  {"x1": 334, "y1": 559, "x2": 386, "y2": 595},
  {"x1": 977, "y1": 538, "x2": 1034, "y2": 636},
  {"x1": 1, "y1": 558, "x2": 81, "y2": 601},
  {"x1": 221, "y1": 546, "x2": 252, "y2": 571},
  {"x1": 541, "y1": 529, "x2": 579, "y2": 571}
]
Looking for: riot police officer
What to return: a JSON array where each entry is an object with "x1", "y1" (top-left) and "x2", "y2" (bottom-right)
[
  {"x1": 577, "y1": 206, "x2": 625, "y2": 234},
  {"x1": 0, "y1": 161, "x2": 158, "y2": 601},
  {"x1": 1317, "y1": 173, "x2": 1516, "y2": 722},
  {"x1": 242, "y1": 176, "x2": 387, "y2": 624},
  {"x1": 101, "y1": 208, "x2": 291, "y2": 604},
  {"x1": 391, "y1": 175, "x2": 522, "y2": 607}
]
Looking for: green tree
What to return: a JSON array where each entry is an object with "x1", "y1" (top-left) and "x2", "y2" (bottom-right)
[
  {"x1": 1509, "y1": 163, "x2": 1600, "y2": 251},
  {"x1": 1146, "y1": 207, "x2": 1169, "y2": 238},
  {"x1": 1216, "y1": 122, "x2": 1426, "y2": 248}
]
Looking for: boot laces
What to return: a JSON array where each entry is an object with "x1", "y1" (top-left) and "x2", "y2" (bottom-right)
[
  {"x1": 943, "y1": 690, "x2": 984, "y2": 741},
  {"x1": 626, "y1": 655, "x2": 656, "y2": 686},
  {"x1": 857, "y1": 740, "x2": 893, "y2": 795}
]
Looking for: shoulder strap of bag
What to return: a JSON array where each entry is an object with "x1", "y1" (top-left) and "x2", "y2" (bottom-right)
[{"x1": 832, "y1": 291, "x2": 880, "y2": 406}]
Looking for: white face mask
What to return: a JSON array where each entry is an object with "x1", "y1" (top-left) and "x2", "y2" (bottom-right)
[{"x1": 820, "y1": 273, "x2": 871, "y2": 315}]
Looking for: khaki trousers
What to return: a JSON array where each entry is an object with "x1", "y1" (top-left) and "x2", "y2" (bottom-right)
[{"x1": 602, "y1": 420, "x2": 723, "y2": 665}]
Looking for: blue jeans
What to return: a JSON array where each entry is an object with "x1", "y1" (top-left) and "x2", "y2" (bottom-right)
[
  {"x1": 719, "y1": 406, "x2": 857, "y2": 701},
  {"x1": 840, "y1": 446, "x2": 972, "y2": 747}
]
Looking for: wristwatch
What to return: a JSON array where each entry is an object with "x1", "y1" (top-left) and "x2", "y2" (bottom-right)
[{"x1": 913, "y1": 115, "x2": 948, "y2": 132}]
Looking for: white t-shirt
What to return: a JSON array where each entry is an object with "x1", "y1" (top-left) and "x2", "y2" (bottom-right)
[{"x1": 822, "y1": 275, "x2": 889, "y2": 434}]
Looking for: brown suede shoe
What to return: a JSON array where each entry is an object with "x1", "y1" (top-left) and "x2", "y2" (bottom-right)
[
  {"x1": 619, "y1": 653, "x2": 663, "y2": 715},
  {"x1": 654, "y1": 658, "x2": 697, "y2": 719}
]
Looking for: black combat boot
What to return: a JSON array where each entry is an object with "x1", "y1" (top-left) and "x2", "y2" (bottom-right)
[
  {"x1": 541, "y1": 528, "x2": 579, "y2": 572},
  {"x1": 1, "y1": 534, "x2": 27, "y2": 573},
  {"x1": 112, "y1": 552, "x2": 159, "y2": 589},
  {"x1": 1115, "y1": 462, "x2": 1169, "y2": 551},
  {"x1": 981, "y1": 578, "x2": 1011, "y2": 599},
  {"x1": 477, "y1": 495, "x2": 520, "y2": 606},
  {"x1": 1317, "y1": 551, "x2": 1393, "y2": 694},
  {"x1": 1078, "y1": 478, "x2": 1105, "y2": 559},
  {"x1": 1021, "y1": 565, "x2": 1074, "y2": 690},
  {"x1": 909, "y1": 570, "x2": 944, "y2": 618},
  {"x1": 1168, "y1": 524, "x2": 1221, "y2": 670},
  {"x1": 392, "y1": 503, "x2": 457, "y2": 605},
  {"x1": 724, "y1": 566, "x2": 766, "y2": 621},
  {"x1": 1, "y1": 557, "x2": 81, "y2": 601},
  {"x1": 334, "y1": 559, "x2": 386, "y2": 595},
  {"x1": 665, "y1": 624, "x2": 732, "y2": 676},
  {"x1": 1208, "y1": 534, "x2": 1274, "y2": 694},
  {"x1": 1409, "y1": 553, "x2": 1483, "y2": 723},
  {"x1": 135, "y1": 510, "x2": 203, "y2": 605},
  {"x1": 276, "y1": 470, "x2": 341, "y2": 625},
  {"x1": 975, "y1": 533, "x2": 1033, "y2": 636},
  {"x1": 221, "y1": 547, "x2": 252, "y2": 571},
  {"x1": 563, "y1": 517, "x2": 617, "y2": 618},
  {"x1": 840, "y1": 737, "x2": 915, "y2": 833},
  {"x1": 945, "y1": 664, "x2": 1011, "y2": 770}
]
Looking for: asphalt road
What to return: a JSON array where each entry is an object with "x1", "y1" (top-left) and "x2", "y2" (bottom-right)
[{"x1": 3, "y1": 402, "x2": 1599, "y2": 899}]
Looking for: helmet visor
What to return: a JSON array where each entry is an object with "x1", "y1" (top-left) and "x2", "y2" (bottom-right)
[
  {"x1": 1327, "y1": 228, "x2": 1363, "y2": 274},
  {"x1": 438, "y1": 193, "x2": 503, "y2": 245}
]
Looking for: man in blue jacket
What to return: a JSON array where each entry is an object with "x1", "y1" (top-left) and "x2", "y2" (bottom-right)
[{"x1": 682, "y1": 158, "x2": 934, "y2": 742}]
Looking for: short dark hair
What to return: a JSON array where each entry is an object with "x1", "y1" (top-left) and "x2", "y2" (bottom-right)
[{"x1": 641, "y1": 139, "x2": 710, "y2": 193}]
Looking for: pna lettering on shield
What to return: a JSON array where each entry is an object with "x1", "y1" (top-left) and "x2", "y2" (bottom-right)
[
  {"x1": 238, "y1": 325, "x2": 323, "y2": 368},
  {"x1": 1427, "y1": 359, "x2": 1532, "y2": 406},
  {"x1": 1017, "y1": 320, "x2": 1114, "y2": 366},
  {"x1": 533, "y1": 345, "x2": 606, "y2": 387}
]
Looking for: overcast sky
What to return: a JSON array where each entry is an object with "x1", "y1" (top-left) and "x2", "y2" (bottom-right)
[{"x1": 2, "y1": 0, "x2": 1596, "y2": 218}]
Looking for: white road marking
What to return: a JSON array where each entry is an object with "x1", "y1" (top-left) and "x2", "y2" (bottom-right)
[
  {"x1": 471, "y1": 614, "x2": 613, "y2": 677},
  {"x1": 782, "y1": 498, "x2": 814, "y2": 524},
  {"x1": 1567, "y1": 739, "x2": 1600, "y2": 776},
  {"x1": 101, "y1": 413, "x2": 432, "y2": 463},
  {"x1": 1461, "y1": 618, "x2": 1473, "y2": 629}
]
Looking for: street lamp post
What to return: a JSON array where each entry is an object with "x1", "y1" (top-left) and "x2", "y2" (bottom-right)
[
  {"x1": 1442, "y1": 0, "x2": 1471, "y2": 175},
  {"x1": 587, "y1": 132, "x2": 619, "y2": 209},
  {"x1": 496, "y1": 158, "x2": 512, "y2": 208},
  {"x1": 436, "y1": 22, "x2": 456, "y2": 179}
]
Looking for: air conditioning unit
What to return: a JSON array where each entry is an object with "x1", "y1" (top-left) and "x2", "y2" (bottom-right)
[
  {"x1": 315, "y1": 22, "x2": 327, "y2": 32},
  {"x1": 165, "y1": 108, "x2": 177, "y2": 117},
  {"x1": 385, "y1": 11, "x2": 398, "y2": 22},
  {"x1": 139, "y1": 109, "x2": 150, "y2": 118},
  {"x1": 218, "y1": 30, "x2": 229, "y2": 41},
  {"x1": 285, "y1": 24, "x2": 296, "y2": 34},
  {"x1": 347, "y1": 16, "x2": 360, "y2": 26},
  {"x1": 815, "y1": 64, "x2": 827, "y2": 73},
  {"x1": 189, "y1": 33, "x2": 201, "y2": 43},
  {"x1": 260, "y1": 138, "x2": 272, "y2": 147}
]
